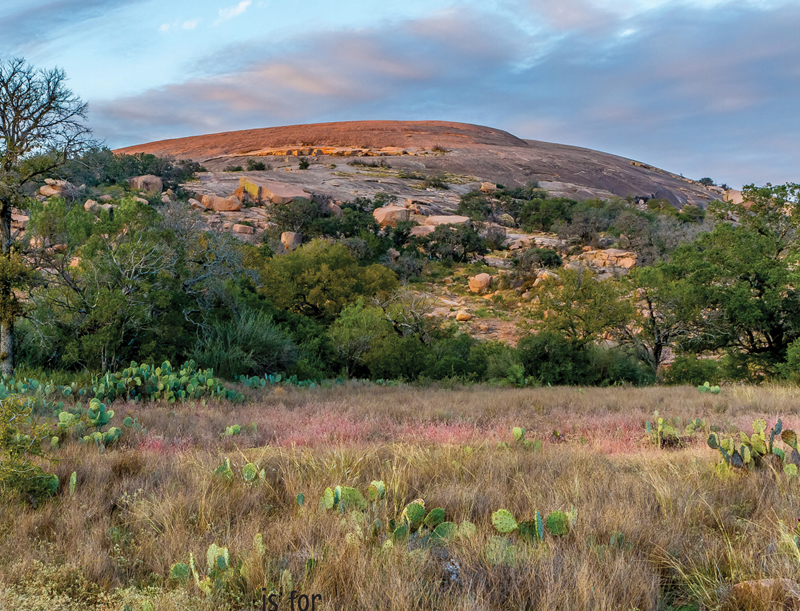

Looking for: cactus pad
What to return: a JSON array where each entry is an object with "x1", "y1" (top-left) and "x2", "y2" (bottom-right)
[
  {"x1": 424, "y1": 508, "x2": 446, "y2": 528},
  {"x1": 491, "y1": 509, "x2": 518, "y2": 533},
  {"x1": 546, "y1": 511, "x2": 570, "y2": 536}
]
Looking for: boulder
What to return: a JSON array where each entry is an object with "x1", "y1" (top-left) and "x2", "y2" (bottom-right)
[
  {"x1": 128, "y1": 175, "x2": 163, "y2": 193},
  {"x1": 456, "y1": 310, "x2": 472, "y2": 322},
  {"x1": 281, "y1": 232, "x2": 303, "y2": 251},
  {"x1": 201, "y1": 194, "x2": 242, "y2": 212},
  {"x1": 189, "y1": 198, "x2": 207, "y2": 211},
  {"x1": 99, "y1": 194, "x2": 113, "y2": 201},
  {"x1": 387, "y1": 248, "x2": 400, "y2": 263},
  {"x1": 39, "y1": 185, "x2": 62, "y2": 197},
  {"x1": 324, "y1": 201, "x2": 343, "y2": 217},
  {"x1": 617, "y1": 257, "x2": 636, "y2": 269},
  {"x1": 373, "y1": 205, "x2": 409, "y2": 227},
  {"x1": 468, "y1": 273, "x2": 493, "y2": 293},
  {"x1": 84, "y1": 200, "x2": 100, "y2": 214},
  {"x1": 134, "y1": 196, "x2": 150, "y2": 205},
  {"x1": 239, "y1": 177, "x2": 311, "y2": 204},
  {"x1": 424, "y1": 215, "x2": 470, "y2": 226},
  {"x1": 409, "y1": 225, "x2": 435, "y2": 237},
  {"x1": 232, "y1": 224, "x2": 255, "y2": 234},
  {"x1": 234, "y1": 186, "x2": 256, "y2": 206},
  {"x1": 480, "y1": 182, "x2": 498, "y2": 193}
]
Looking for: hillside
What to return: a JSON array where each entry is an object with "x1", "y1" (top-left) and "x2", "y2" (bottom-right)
[{"x1": 114, "y1": 120, "x2": 723, "y2": 207}]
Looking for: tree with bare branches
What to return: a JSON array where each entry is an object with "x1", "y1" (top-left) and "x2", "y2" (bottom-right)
[{"x1": 0, "y1": 58, "x2": 93, "y2": 374}]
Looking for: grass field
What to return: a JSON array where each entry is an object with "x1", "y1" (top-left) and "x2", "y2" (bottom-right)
[{"x1": 2, "y1": 384, "x2": 800, "y2": 610}]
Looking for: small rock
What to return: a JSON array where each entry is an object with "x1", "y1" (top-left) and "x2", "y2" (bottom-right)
[
  {"x1": 201, "y1": 194, "x2": 242, "y2": 212},
  {"x1": 456, "y1": 310, "x2": 472, "y2": 322},
  {"x1": 99, "y1": 194, "x2": 113, "y2": 201},
  {"x1": 232, "y1": 224, "x2": 255, "y2": 234},
  {"x1": 409, "y1": 225, "x2": 435, "y2": 237},
  {"x1": 387, "y1": 248, "x2": 400, "y2": 263},
  {"x1": 189, "y1": 198, "x2": 207, "y2": 211},
  {"x1": 480, "y1": 182, "x2": 498, "y2": 193}
]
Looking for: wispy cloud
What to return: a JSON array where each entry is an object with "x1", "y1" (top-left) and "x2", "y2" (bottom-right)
[
  {"x1": 159, "y1": 18, "x2": 201, "y2": 33},
  {"x1": 214, "y1": 0, "x2": 251, "y2": 26}
]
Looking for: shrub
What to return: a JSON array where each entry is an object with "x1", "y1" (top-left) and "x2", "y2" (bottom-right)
[
  {"x1": 246, "y1": 159, "x2": 268, "y2": 171},
  {"x1": 517, "y1": 332, "x2": 590, "y2": 386},
  {"x1": 0, "y1": 396, "x2": 58, "y2": 505},
  {"x1": 298, "y1": 157, "x2": 310, "y2": 170},
  {"x1": 417, "y1": 223, "x2": 487, "y2": 262},
  {"x1": 223, "y1": 165, "x2": 244, "y2": 172},
  {"x1": 190, "y1": 308, "x2": 297, "y2": 379},
  {"x1": 663, "y1": 354, "x2": 723, "y2": 386}
]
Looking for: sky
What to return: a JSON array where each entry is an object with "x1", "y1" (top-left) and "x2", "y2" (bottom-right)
[{"x1": 1, "y1": 0, "x2": 798, "y2": 189}]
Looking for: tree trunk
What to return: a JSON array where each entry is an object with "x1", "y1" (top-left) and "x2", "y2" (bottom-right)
[{"x1": 0, "y1": 197, "x2": 15, "y2": 376}]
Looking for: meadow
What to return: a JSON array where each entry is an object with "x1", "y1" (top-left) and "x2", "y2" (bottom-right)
[{"x1": 2, "y1": 383, "x2": 800, "y2": 611}]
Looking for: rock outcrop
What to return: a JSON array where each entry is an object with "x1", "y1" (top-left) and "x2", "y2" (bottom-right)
[
  {"x1": 468, "y1": 273, "x2": 493, "y2": 293},
  {"x1": 239, "y1": 177, "x2": 311, "y2": 204},
  {"x1": 128, "y1": 175, "x2": 163, "y2": 193},
  {"x1": 373, "y1": 206, "x2": 410, "y2": 227}
]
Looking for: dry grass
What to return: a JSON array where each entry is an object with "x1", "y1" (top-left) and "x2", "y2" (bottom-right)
[{"x1": 2, "y1": 383, "x2": 800, "y2": 610}]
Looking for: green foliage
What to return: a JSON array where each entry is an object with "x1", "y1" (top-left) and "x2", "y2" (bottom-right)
[
  {"x1": 662, "y1": 354, "x2": 722, "y2": 386},
  {"x1": 191, "y1": 308, "x2": 297, "y2": 380},
  {"x1": 529, "y1": 268, "x2": 634, "y2": 348},
  {"x1": 0, "y1": 395, "x2": 59, "y2": 503},
  {"x1": 256, "y1": 240, "x2": 398, "y2": 320},
  {"x1": 298, "y1": 157, "x2": 310, "y2": 170},
  {"x1": 246, "y1": 159, "x2": 267, "y2": 171},
  {"x1": 416, "y1": 222, "x2": 487, "y2": 263}
]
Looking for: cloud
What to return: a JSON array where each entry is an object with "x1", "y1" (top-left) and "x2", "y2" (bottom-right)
[
  {"x1": 90, "y1": 3, "x2": 800, "y2": 187},
  {"x1": 182, "y1": 19, "x2": 200, "y2": 30},
  {"x1": 214, "y1": 0, "x2": 252, "y2": 25},
  {"x1": 0, "y1": 0, "x2": 149, "y2": 53}
]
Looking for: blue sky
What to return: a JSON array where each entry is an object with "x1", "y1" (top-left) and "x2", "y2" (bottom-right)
[{"x1": 1, "y1": 0, "x2": 798, "y2": 189}]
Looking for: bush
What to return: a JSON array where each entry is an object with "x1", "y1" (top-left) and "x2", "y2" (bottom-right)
[
  {"x1": 0, "y1": 396, "x2": 58, "y2": 505},
  {"x1": 517, "y1": 332, "x2": 590, "y2": 385},
  {"x1": 223, "y1": 165, "x2": 244, "y2": 172},
  {"x1": 417, "y1": 223, "x2": 487, "y2": 263},
  {"x1": 514, "y1": 248, "x2": 562, "y2": 278},
  {"x1": 586, "y1": 347, "x2": 655, "y2": 387},
  {"x1": 298, "y1": 157, "x2": 310, "y2": 170},
  {"x1": 190, "y1": 308, "x2": 297, "y2": 379},
  {"x1": 246, "y1": 159, "x2": 268, "y2": 171},
  {"x1": 663, "y1": 354, "x2": 723, "y2": 386}
]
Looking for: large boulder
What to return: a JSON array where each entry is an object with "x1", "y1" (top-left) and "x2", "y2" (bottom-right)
[
  {"x1": 373, "y1": 205, "x2": 410, "y2": 227},
  {"x1": 239, "y1": 177, "x2": 311, "y2": 204},
  {"x1": 128, "y1": 175, "x2": 163, "y2": 193},
  {"x1": 468, "y1": 273, "x2": 493, "y2": 293},
  {"x1": 201, "y1": 194, "x2": 242, "y2": 211},
  {"x1": 424, "y1": 215, "x2": 470, "y2": 226},
  {"x1": 281, "y1": 232, "x2": 303, "y2": 251},
  {"x1": 232, "y1": 224, "x2": 255, "y2": 234},
  {"x1": 84, "y1": 199, "x2": 101, "y2": 214}
]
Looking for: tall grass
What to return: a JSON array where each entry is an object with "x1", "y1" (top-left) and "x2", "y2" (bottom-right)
[{"x1": 1, "y1": 384, "x2": 800, "y2": 610}]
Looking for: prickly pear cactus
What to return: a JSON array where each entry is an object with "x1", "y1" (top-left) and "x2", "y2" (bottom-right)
[
  {"x1": 546, "y1": 511, "x2": 570, "y2": 536},
  {"x1": 491, "y1": 509, "x2": 518, "y2": 533}
]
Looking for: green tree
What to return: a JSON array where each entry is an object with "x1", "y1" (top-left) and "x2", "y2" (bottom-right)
[
  {"x1": 527, "y1": 267, "x2": 634, "y2": 348},
  {"x1": 257, "y1": 239, "x2": 398, "y2": 320},
  {"x1": 625, "y1": 265, "x2": 699, "y2": 375},
  {"x1": 0, "y1": 58, "x2": 92, "y2": 374}
]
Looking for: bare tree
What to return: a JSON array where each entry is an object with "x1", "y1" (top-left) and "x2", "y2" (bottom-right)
[{"x1": 0, "y1": 58, "x2": 93, "y2": 374}]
